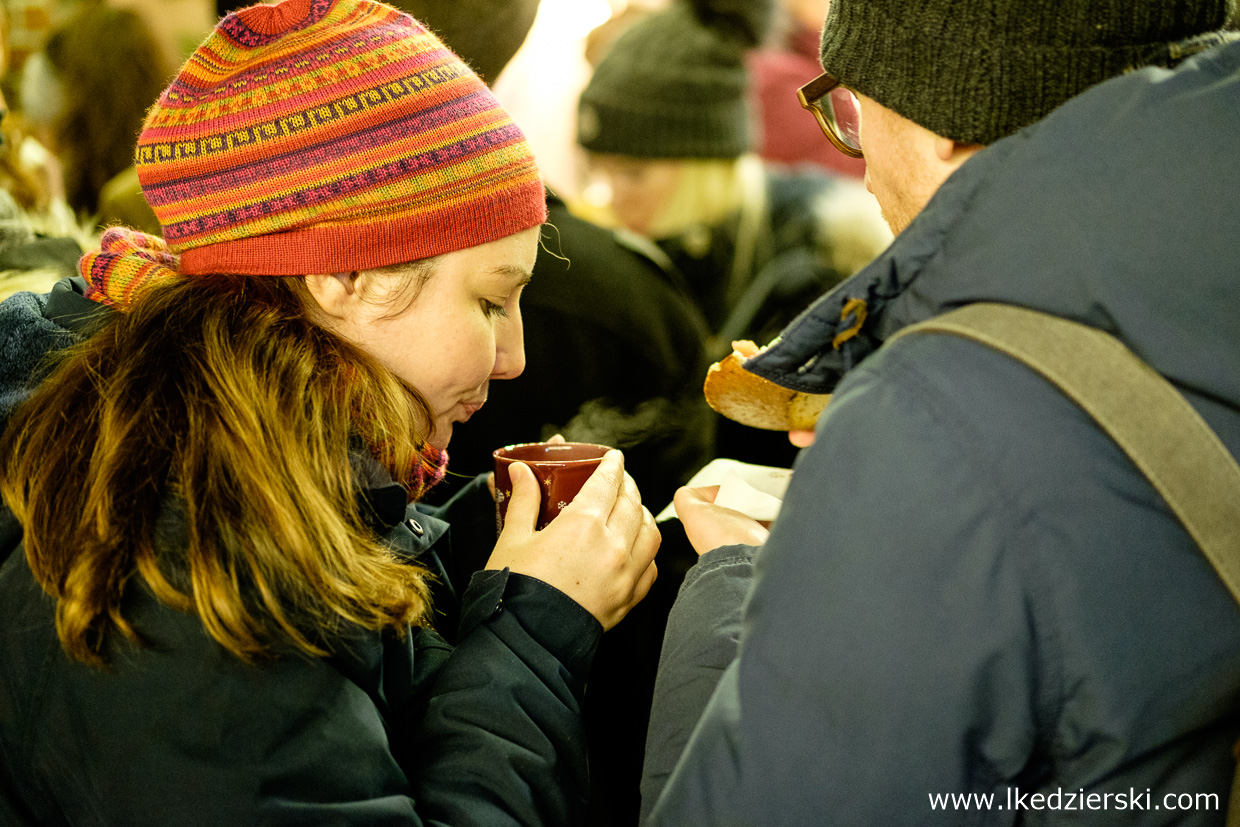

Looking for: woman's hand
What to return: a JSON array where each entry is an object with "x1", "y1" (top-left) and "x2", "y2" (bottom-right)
[
  {"x1": 673, "y1": 485, "x2": 770, "y2": 556},
  {"x1": 486, "y1": 450, "x2": 660, "y2": 631}
]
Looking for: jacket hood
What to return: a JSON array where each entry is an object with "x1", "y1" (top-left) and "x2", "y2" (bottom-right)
[{"x1": 748, "y1": 38, "x2": 1240, "y2": 414}]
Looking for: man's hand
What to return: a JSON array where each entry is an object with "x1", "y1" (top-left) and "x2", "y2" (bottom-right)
[
  {"x1": 673, "y1": 485, "x2": 770, "y2": 556},
  {"x1": 788, "y1": 430, "x2": 815, "y2": 447}
]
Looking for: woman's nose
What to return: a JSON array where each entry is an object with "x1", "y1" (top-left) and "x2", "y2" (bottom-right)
[{"x1": 491, "y1": 309, "x2": 525, "y2": 380}]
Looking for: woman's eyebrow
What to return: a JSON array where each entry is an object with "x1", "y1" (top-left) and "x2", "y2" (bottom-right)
[{"x1": 490, "y1": 264, "x2": 534, "y2": 283}]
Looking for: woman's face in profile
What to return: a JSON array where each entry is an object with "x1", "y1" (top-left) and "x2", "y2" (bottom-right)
[{"x1": 313, "y1": 225, "x2": 540, "y2": 448}]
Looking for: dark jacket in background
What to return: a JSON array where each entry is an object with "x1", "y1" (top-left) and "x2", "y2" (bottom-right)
[
  {"x1": 0, "y1": 282, "x2": 603, "y2": 826},
  {"x1": 645, "y1": 40, "x2": 1240, "y2": 825},
  {"x1": 0, "y1": 190, "x2": 82, "y2": 288}
]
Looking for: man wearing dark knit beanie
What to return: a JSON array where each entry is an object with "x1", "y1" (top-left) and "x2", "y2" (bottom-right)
[
  {"x1": 640, "y1": 1, "x2": 1240, "y2": 824},
  {"x1": 819, "y1": 0, "x2": 1240, "y2": 234}
]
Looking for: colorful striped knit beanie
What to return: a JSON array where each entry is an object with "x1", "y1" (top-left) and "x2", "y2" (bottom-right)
[{"x1": 104, "y1": 0, "x2": 546, "y2": 283}]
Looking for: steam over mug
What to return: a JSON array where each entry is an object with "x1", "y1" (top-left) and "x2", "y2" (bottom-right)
[{"x1": 493, "y1": 442, "x2": 612, "y2": 531}]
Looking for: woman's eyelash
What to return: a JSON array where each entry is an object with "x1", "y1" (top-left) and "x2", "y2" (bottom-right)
[{"x1": 481, "y1": 299, "x2": 508, "y2": 318}]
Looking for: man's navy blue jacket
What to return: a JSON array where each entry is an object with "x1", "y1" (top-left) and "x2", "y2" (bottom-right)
[{"x1": 646, "y1": 39, "x2": 1240, "y2": 826}]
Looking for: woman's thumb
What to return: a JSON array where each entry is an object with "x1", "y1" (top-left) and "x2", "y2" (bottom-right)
[{"x1": 502, "y1": 462, "x2": 543, "y2": 534}]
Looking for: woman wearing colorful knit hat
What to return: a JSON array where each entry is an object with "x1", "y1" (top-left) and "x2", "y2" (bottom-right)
[{"x1": 0, "y1": 0, "x2": 659, "y2": 822}]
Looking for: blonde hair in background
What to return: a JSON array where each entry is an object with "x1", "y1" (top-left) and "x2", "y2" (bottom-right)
[
  {"x1": 578, "y1": 153, "x2": 764, "y2": 239},
  {"x1": 810, "y1": 177, "x2": 893, "y2": 277},
  {"x1": 0, "y1": 271, "x2": 437, "y2": 666},
  {"x1": 580, "y1": 153, "x2": 770, "y2": 311},
  {"x1": 642, "y1": 154, "x2": 765, "y2": 240}
]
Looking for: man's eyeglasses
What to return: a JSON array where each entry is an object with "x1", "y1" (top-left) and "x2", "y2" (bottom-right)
[{"x1": 797, "y1": 73, "x2": 863, "y2": 158}]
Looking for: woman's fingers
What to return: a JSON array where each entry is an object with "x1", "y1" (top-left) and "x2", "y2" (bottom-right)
[
  {"x1": 563, "y1": 449, "x2": 625, "y2": 521},
  {"x1": 604, "y1": 469, "x2": 646, "y2": 541},
  {"x1": 485, "y1": 449, "x2": 663, "y2": 631},
  {"x1": 500, "y1": 462, "x2": 541, "y2": 537},
  {"x1": 598, "y1": 506, "x2": 661, "y2": 626}
]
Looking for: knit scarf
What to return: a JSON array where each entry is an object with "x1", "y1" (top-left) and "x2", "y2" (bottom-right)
[{"x1": 79, "y1": 227, "x2": 449, "y2": 502}]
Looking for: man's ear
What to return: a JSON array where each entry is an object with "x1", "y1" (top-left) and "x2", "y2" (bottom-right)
[
  {"x1": 304, "y1": 271, "x2": 361, "y2": 321},
  {"x1": 934, "y1": 134, "x2": 985, "y2": 168}
]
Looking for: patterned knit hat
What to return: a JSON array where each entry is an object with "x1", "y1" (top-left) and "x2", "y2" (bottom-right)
[
  {"x1": 577, "y1": 0, "x2": 774, "y2": 159},
  {"x1": 819, "y1": 0, "x2": 1239, "y2": 146},
  {"x1": 132, "y1": 0, "x2": 546, "y2": 276}
]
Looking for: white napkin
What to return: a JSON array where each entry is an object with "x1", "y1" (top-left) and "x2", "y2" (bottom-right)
[{"x1": 655, "y1": 458, "x2": 794, "y2": 523}]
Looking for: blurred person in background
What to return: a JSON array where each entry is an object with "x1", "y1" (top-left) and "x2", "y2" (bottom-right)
[
  {"x1": 0, "y1": 7, "x2": 45, "y2": 216},
  {"x1": 0, "y1": 187, "x2": 79, "y2": 299},
  {"x1": 0, "y1": 5, "x2": 83, "y2": 300},
  {"x1": 747, "y1": 0, "x2": 866, "y2": 177},
  {"x1": 577, "y1": 0, "x2": 889, "y2": 466},
  {"x1": 20, "y1": 3, "x2": 168, "y2": 228}
]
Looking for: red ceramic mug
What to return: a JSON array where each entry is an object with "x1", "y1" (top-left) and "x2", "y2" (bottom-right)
[{"x1": 493, "y1": 441, "x2": 612, "y2": 531}]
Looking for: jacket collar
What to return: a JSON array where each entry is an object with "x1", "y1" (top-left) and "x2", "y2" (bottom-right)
[
  {"x1": 742, "y1": 151, "x2": 987, "y2": 394},
  {"x1": 350, "y1": 448, "x2": 449, "y2": 556}
]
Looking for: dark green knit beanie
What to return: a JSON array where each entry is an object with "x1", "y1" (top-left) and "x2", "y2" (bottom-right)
[
  {"x1": 578, "y1": 0, "x2": 774, "y2": 159},
  {"x1": 820, "y1": 0, "x2": 1239, "y2": 145},
  {"x1": 390, "y1": 0, "x2": 541, "y2": 84}
]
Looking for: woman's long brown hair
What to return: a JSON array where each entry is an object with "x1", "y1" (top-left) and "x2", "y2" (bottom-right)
[{"x1": 0, "y1": 273, "x2": 435, "y2": 666}]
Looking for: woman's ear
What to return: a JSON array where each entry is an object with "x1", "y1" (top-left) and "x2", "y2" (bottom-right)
[{"x1": 304, "y1": 272, "x2": 361, "y2": 321}]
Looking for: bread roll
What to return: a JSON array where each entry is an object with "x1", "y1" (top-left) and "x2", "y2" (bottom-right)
[{"x1": 703, "y1": 343, "x2": 830, "y2": 432}]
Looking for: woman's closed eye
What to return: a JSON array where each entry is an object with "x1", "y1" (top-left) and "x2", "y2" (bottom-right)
[{"x1": 480, "y1": 299, "x2": 508, "y2": 318}]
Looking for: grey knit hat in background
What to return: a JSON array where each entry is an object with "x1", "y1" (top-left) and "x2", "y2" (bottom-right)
[
  {"x1": 820, "y1": 0, "x2": 1239, "y2": 145},
  {"x1": 578, "y1": 0, "x2": 774, "y2": 159}
]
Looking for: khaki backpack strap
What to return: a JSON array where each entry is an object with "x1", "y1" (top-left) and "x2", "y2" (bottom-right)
[
  {"x1": 892, "y1": 303, "x2": 1240, "y2": 827},
  {"x1": 888, "y1": 301, "x2": 1240, "y2": 823},
  {"x1": 897, "y1": 302, "x2": 1240, "y2": 823},
  {"x1": 889, "y1": 302, "x2": 1240, "y2": 595},
  {"x1": 893, "y1": 301, "x2": 1240, "y2": 827}
]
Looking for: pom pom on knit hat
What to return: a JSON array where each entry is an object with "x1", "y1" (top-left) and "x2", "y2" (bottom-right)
[
  {"x1": 577, "y1": 0, "x2": 775, "y2": 159},
  {"x1": 819, "y1": 0, "x2": 1240, "y2": 146},
  {"x1": 134, "y1": 0, "x2": 546, "y2": 276}
]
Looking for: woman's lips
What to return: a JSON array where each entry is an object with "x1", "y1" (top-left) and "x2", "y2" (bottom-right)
[{"x1": 457, "y1": 399, "x2": 486, "y2": 421}]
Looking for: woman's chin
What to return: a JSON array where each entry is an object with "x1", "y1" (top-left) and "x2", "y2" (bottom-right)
[{"x1": 427, "y1": 423, "x2": 452, "y2": 451}]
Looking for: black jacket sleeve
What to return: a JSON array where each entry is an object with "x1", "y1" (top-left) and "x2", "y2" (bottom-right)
[
  {"x1": 1, "y1": 542, "x2": 601, "y2": 826},
  {"x1": 412, "y1": 569, "x2": 602, "y2": 825}
]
